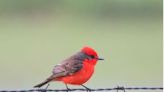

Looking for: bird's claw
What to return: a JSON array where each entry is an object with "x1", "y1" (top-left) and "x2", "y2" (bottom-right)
[
  {"x1": 85, "y1": 88, "x2": 92, "y2": 92},
  {"x1": 66, "y1": 88, "x2": 72, "y2": 92},
  {"x1": 81, "y1": 85, "x2": 92, "y2": 92}
]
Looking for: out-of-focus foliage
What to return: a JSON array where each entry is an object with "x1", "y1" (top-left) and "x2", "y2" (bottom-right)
[{"x1": 0, "y1": 0, "x2": 161, "y2": 17}]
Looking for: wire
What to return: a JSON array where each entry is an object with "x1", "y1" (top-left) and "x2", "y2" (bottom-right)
[{"x1": 0, "y1": 86, "x2": 162, "y2": 92}]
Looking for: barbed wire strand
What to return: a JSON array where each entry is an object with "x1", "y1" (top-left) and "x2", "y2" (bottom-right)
[{"x1": 0, "y1": 86, "x2": 163, "y2": 92}]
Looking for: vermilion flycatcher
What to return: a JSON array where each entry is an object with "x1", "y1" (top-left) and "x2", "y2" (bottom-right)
[{"x1": 34, "y1": 47, "x2": 104, "y2": 90}]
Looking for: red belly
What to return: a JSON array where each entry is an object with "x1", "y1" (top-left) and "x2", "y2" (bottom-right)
[{"x1": 56, "y1": 61, "x2": 94, "y2": 85}]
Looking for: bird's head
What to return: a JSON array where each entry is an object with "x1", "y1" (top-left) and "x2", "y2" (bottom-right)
[{"x1": 81, "y1": 46, "x2": 104, "y2": 65}]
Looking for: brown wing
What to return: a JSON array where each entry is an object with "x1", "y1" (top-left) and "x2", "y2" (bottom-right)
[{"x1": 52, "y1": 52, "x2": 88, "y2": 77}]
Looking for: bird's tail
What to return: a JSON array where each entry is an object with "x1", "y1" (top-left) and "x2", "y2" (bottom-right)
[{"x1": 34, "y1": 79, "x2": 52, "y2": 88}]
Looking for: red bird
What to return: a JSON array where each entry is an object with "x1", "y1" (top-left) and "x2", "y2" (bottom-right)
[{"x1": 34, "y1": 46, "x2": 104, "y2": 90}]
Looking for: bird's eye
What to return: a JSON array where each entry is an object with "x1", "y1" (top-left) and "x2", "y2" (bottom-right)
[{"x1": 90, "y1": 55, "x2": 95, "y2": 59}]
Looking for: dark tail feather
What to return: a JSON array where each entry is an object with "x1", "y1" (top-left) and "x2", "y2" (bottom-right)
[{"x1": 34, "y1": 79, "x2": 51, "y2": 88}]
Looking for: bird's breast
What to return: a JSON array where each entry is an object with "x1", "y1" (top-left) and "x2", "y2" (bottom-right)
[{"x1": 56, "y1": 61, "x2": 95, "y2": 85}]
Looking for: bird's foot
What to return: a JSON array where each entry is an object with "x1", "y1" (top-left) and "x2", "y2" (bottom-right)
[
  {"x1": 66, "y1": 88, "x2": 72, "y2": 92},
  {"x1": 65, "y1": 84, "x2": 72, "y2": 92},
  {"x1": 81, "y1": 85, "x2": 92, "y2": 92},
  {"x1": 85, "y1": 88, "x2": 92, "y2": 92}
]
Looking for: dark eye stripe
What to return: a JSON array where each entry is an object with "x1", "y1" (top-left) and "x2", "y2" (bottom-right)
[{"x1": 90, "y1": 55, "x2": 95, "y2": 58}]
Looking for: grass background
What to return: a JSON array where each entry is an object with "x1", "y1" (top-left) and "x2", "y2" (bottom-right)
[{"x1": 0, "y1": 0, "x2": 162, "y2": 92}]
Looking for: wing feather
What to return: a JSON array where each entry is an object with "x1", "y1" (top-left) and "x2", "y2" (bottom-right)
[{"x1": 52, "y1": 52, "x2": 87, "y2": 78}]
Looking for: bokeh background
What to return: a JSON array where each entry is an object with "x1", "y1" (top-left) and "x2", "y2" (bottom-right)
[{"x1": 0, "y1": 0, "x2": 162, "y2": 92}]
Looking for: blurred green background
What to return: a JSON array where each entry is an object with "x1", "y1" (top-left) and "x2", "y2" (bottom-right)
[{"x1": 0, "y1": 0, "x2": 162, "y2": 92}]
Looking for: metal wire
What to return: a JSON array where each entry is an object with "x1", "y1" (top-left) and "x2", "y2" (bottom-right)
[{"x1": 0, "y1": 86, "x2": 163, "y2": 92}]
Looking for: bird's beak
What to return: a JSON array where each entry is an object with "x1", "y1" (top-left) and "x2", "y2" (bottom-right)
[{"x1": 98, "y1": 58, "x2": 104, "y2": 60}]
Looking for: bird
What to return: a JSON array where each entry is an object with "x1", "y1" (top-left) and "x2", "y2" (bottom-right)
[{"x1": 34, "y1": 46, "x2": 104, "y2": 91}]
